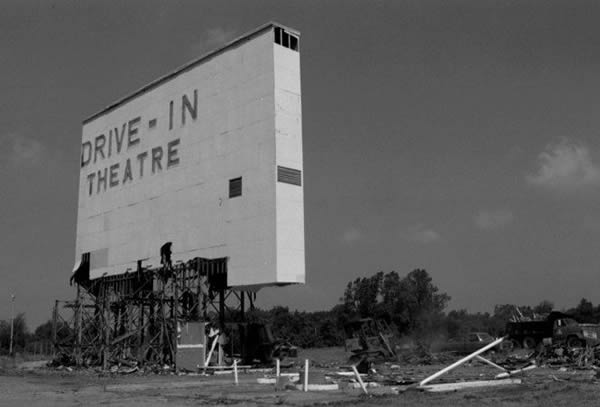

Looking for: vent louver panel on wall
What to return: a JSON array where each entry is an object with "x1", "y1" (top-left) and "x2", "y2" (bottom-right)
[
  {"x1": 277, "y1": 166, "x2": 302, "y2": 186},
  {"x1": 229, "y1": 177, "x2": 242, "y2": 198}
]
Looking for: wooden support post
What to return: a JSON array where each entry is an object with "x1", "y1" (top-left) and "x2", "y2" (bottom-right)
[
  {"x1": 219, "y1": 289, "x2": 225, "y2": 329},
  {"x1": 249, "y1": 293, "x2": 255, "y2": 310},
  {"x1": 304, "y1": 359, "x2": 309, "y2": 392},
  {"x1": 138, "y1": 300, "x2": 144, "y2": 362},
  {"x1": 103, "y1": 296, "x2": 110, "y2": 370},
  {"x1": 240, "y1": 292, "x2": 245, "y2": 321},
  {"x1": 75, "y1": 285, "x2": 83, "y2": 366},
  {"x1": 202, "y1": 277, "x2": 208, "y2": 321},
  {"x1": 218, "y1": 342, "x2": 224, "y2": 366},
  {"x1": 233, "y1": 359, "x2": 239, "y2": 385},
  {"x1": 159, "y1": 296, "x2": 165, "y2": 363},
  {"x1": 171, "y1": 265, "x2": 178, "y2": 367}
]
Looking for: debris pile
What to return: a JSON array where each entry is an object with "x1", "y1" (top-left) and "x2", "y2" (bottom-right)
[
  {"x1": 397, "y1": 348, "x2": 456, "y2": 366},
  {"x1": 535, "y1": 344, "x2": 600, "y2": 369}
]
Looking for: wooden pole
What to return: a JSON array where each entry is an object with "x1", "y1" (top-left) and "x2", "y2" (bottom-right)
[
  {"x1": 172, "y1": 265, "x2": 179, "y2": 367},
  {"x1": 422, "y1": 378, "x2": 522, "y2": 392},
  {"x1": 9, "y1": 294, "x2": 15, "y2": 356},
  {"x1": 303, "y1": 359, "x2": 309, "y2": 392},
  {"x1": 205, "y1": 334, "x2": 220, "y2": 367},
  {"x1": 52, "y1": 300, "x2": 59, "y2": 359},
  {"x1": 495, "y1": 364, "x2": 537, "y2": 379},
  {"x1": 233, "y1": 359, "x2": 239, "y2": 385},
  {"x1": 351, "y1": 365, "x2": 368, "y2": 395},
  {"x1": 219, "y1": 289, "x2": 225, "y2": 329},
  {"x1": 240, "y1": 291, "x2": 245, "y2": 321},
  {"x1": 103, "y1": 296, "x2": 110, "y2": 370},
  {"x1": 419, "y1": 337, "x2": 505, "y2": 387},
  {"x1": 475, "y1": 355, "x2": 506, "y2": 372},
  {"x1": 75, "y1": 285, "x2": 83, "y2": 366}
]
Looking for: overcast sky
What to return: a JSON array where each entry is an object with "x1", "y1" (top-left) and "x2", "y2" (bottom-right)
[{"x1": 2, "y1": 0, "x2": 600, "y2": 328}]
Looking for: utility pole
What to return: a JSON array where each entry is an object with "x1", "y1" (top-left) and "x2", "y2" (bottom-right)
[{"x1": 9, "y1": 293, "x2": 15, "y2": 356}]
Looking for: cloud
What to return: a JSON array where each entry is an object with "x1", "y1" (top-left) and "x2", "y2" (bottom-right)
[
  {"x1": 0, "y1": 133, "x2": 44, "y2": 167},
  {"x1": 474, "y1": 209, "x2": 514, "y2": 230},
  {"x1": 188, "y1": 27, "x2": 237, "y2": 57},
  {"x1": 341, "y1": 228, "x2": 361, "y2": 243},
  {"x1": 527, "y1": 139, "x2": 600, "y2": 190},
  {"x1": 400, "y1": 224, "x2": 440, "y2": 243}
]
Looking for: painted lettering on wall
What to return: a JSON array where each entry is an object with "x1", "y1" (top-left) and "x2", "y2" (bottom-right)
[{"x1": 81, "y1": 90, "x2": 194, "y2": 197}]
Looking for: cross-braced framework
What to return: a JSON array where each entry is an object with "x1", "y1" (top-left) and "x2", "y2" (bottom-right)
[{"x1": 53, "y1": 257, "x2": 256, "y2": 368}]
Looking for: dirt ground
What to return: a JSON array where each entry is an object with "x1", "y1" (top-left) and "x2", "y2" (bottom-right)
[{"x1": 2, "y1": 348, "x2": 600, "y2": 406}]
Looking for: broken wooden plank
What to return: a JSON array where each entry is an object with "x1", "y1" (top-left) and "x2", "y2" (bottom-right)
[
  {"x1": 475, "y1": 355, "x2": 507, "y2": 372},
  {"x1": 294, "y1": 383, "x2": 339, "y2": 391},
  {"x1": 202, "y1": 365, "x2": 252, "y2": 370},
  {"x1": 352, "y1": 365, "x2": 368, "y2": 395},
  {"x1": 419, "y1": 378, "x2": 522, "y2": 392},
  {"x1": 495, "y1": 364, "x2": 537, "y2": 379}
]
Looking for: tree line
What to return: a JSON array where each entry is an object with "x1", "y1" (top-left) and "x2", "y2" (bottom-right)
[
  {"x1": 2, "y1": 269, "x2": 600, "y2": 353},
  {"x1": 0, "y1": 314, "x2": 62, "y2": 355},
  {"x1": 250, "y1": 270, "x2": 600, "y2": 348}
]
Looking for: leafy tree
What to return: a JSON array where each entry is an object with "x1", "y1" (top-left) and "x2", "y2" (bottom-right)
[
  {"x1": 34, "y1": 320, "x2": 53, "y2": 341},
  {"x1": 341, "y1": 272, "x2": 383, "y2": 317},
  {"x1": 317, "y1": 317, "x2": 344, "y2": 347},
  {"x1": 533, "y1": 300, "x2": 554, "y2": 316},
  {"x1": 398, "y1": 269, "x2": 450, "y2": 344},
  {"x1": 573, "y1": 298, "x2": 595, "y2": 323},
  {"x1": 33, "y1": 319, "x2": 71, "y2": 343},
  {"x1": 379, "y1": 271, "x2": 404, "y2": 322},
  {"x1": 341, "y1": 268, "x2": 450, "y2": 344}
]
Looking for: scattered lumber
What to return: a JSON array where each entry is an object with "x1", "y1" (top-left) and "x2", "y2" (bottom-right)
[{"x1": 419, "y1": 378, "x2": 522, "y2": 392}]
